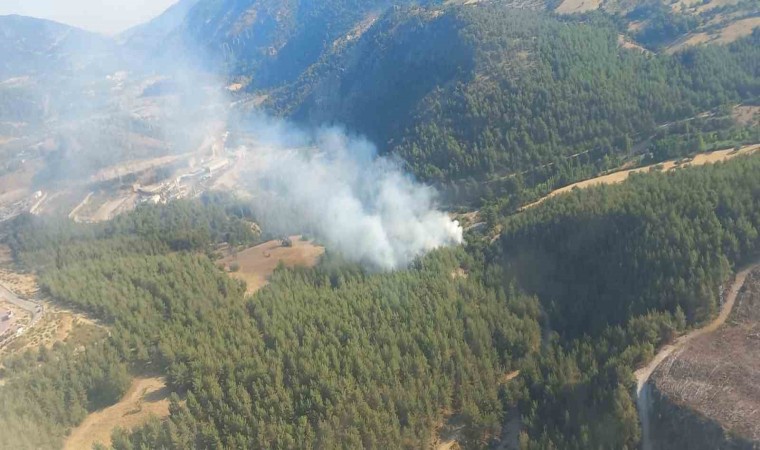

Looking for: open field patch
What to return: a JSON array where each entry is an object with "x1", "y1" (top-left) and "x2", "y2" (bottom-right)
[
  {"x1": 64, "y1": 377, "x2": 171, "y2": 450},
  {"x1": 524, "y1": 144, "x2": 759, "y2": 209},
  {"x1": 733, "y1": 105, "x2": 760, "y2": 127},
  {"x1": 555, "y1": 0, "x2": 602, "y2": 14},
  {"x1": 220, "y1": 237, "x2": 325, "y2": 294}
]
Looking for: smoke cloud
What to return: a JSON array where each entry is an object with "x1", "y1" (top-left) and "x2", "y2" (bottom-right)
[
  {"x1": 0, "y1": 13, "x2": 463, "y2": 270},
  {"x1": 239, "y1": 116, "x2": 463, "y2": 270}
]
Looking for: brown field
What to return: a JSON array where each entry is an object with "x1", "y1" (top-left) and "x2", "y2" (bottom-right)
[
  {"x1": 555, "y1": 0, "x2": 602, "y2": 14},
  {"x1": 733, "y1": 105, "x2": 760, "y2": 126},
  {"x1": 220, "y1": 237, "x2": 325, "y2": 294},
  {"x1": 715, "y1": 16, "x2": 760, "y2": 43},
  {"x1": 651, "y1": 267, "x2": 760, "y2": 441},
  {"x1": 524, "y1": 144, "x2": 759, "y2": 209},
  {"x1": 86, "y1": 193, "x2": 139, "y2": 223},
  {"x1": 666, "y1": 32, "x2": 712, "y2": 53},
  {"x1": 667, "y1": 16, "x2": 760, "y2": 53},
  {"x1": 0, "y1": 267, "x2": 39, "y2": 298},
  {"x1": 64, "y1": 377, "x2": 171, "y2": 450}
]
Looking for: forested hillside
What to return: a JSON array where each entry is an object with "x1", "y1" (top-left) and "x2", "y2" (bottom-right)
[
  {"x1": 1, "y1": 198, "x2": 543, "y2": 449},
  {"x1": 1, "y1": 155, "x2": 758, "y2": 449},
  {"x1": 168, "y1": 0, "x2": 442, "y2": 89},
  {"x1": 497, "y1": 155, "x2": 760, "y2": 449},
  {"x1": 265, "y1": 5, "x2": 759, "y2": 202}
]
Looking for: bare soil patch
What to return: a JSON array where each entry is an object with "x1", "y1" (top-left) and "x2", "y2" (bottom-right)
[
  {"x1": 651, "y1": 267, "x2": 760, "y2": 442},
  {"x1": 524, "y1": 144, "x2": 759, "y2": 209},
  {"x1": 715, "y1": 17, "x2": 760, "y2": 43},
  {"x1": 220, "y1": 237, "x2": 325, "y2": 294},
  {"x1": 733, "y1": 105, "x2": 760, "y2": 127},
  {"x1": 666, "y1": 32, "x2": 711, "y2": 54},
  {"x1": 64, "y1": 377, "x2": 171, "y2": 450},
  {"x1": 555, "y1": 0, "x2": 602, "y2": 14}
]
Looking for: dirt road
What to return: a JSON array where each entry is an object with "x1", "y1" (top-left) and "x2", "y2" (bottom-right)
[
  {"x1": 635, "y1": 259, "x2": 760, "y2": 394},
  {"x1": 524, "y1": 144, "x2": 759, "y2": 210}
]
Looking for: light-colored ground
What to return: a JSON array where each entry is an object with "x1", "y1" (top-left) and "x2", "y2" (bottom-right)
[
  {"x1": 0, "y1": 265, "x2": 102, "y2": 357},
  {"x1": 555, "y1": 0, "x2": 602, "y2": 14},
  {"x1": 89, "y1": 193, "x2": 138, "y2": 222},
  {"x1": 90, "y1": 154, "x2": 188, "y2": 184},
  {"x1": 715, "y1": 16, "x2": 760, "y2": 43},
  {"x1": 651, "y1": 267, "x2": 760, "y2": 441},
  {"x1": 671, "y1": 0, "x2": 741, "y2": 13},
  {"x1": 64, "y1": 377, "x2": 171, "y2": 450},
  {"x1": 733, "y1": 105, "x2": 760, "y2": 127},
  {"x1": 667, "y1": 17, "x2": 760, "y2": 53},
  {"x1": 524, "y1": 144, "x2": 759, "y2": 209},
  {"x1": 635, "y1": 259, "x2": 760, "y2": 394},
  {"x1": 618, "y1": 34, "x2": 651, "y2": 53},
  {"x1": 220, "y1": 237, "x2": 325, "y2": 294},
  {"x1": 667, "y1": 32, "x2": 712, "y2": 54},
  {"x1": 0, "y1": 268, "x2": 38, "y2": 299},
  {"x1": 69, "y1": 192, "x2": 94, "y2": 221}
]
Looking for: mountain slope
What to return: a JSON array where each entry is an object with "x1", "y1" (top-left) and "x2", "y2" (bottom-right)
[
  {"x1": 171, "y1": 0, "x2": 444, "y2": 88},
  {"x1": 0, "y1": 15, "x2": 116, "y2": 79},
  {"x1": 263, "y1": 4, "x2": 759, "y2": 201},
  {"x1": 118, "y1": 0, "x2": 200, "y2": 54}
]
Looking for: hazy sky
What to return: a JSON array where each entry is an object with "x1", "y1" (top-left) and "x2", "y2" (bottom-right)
[{"x1": 0, "y1": 0, "x2": 179, "y2": 35}]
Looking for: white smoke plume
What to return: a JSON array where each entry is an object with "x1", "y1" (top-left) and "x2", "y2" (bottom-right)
[{"x1": 239, "y1": 117, "x2": 463, "y2": 270}]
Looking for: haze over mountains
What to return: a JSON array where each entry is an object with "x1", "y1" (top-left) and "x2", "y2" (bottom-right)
[{"x1": 0, "y1": 1, "x2": 758, "y2": 449}]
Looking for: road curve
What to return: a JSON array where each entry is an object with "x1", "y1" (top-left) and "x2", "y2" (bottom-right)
[
  {"x1": 635, "y1": 259, "x2": 760, "y2": 394},
  {"x1": 0, "y1": 282, "x2": 43, "y2": 331}
]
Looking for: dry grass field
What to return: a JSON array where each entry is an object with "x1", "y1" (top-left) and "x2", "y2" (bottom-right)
[
  {"x1": 64, "y1": 377, "x2": 172, "y2": 450},
  {"x1": 524, "y1": 144, "x2": 759, "y2": 209},
  {"x1": 220, "y1": 237, "x2": 325, "y2": 294},
  {"x1": 733, "y1": 105, "x2": 760, "y2": 126},
  {"x1": 555, "y1": 0, "x2": 602, "y2": 14}
]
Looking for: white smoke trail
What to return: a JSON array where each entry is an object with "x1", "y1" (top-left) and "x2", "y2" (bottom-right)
[{"x1": 240, "y1": 119, "x2": 463, "y2": 270}]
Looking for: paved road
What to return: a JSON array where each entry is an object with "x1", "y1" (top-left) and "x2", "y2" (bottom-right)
[{"x1": 0, "y1": 282, "x2": 42, "y2": 331}]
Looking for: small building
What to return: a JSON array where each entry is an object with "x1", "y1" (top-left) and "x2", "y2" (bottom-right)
[{"x1": 2, "y1": 310, "x2": 12, "y2": 321}]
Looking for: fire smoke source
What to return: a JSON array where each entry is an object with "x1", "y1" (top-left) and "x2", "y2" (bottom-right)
[{"x1": 242, "y1": 122, "x2": 463, "y2": 270}]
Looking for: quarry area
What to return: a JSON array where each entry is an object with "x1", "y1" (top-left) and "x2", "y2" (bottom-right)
[{"x1": 651, "y1": 266, "x2": 760, "y2": 444}]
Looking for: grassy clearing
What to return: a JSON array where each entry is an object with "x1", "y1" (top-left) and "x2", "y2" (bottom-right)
[
  {"x1": 219, "y1": 236, "x2": 325, "y2": 294},
  {"x1": 64, "y1": 377, "x2": 171, "y2": 450}
]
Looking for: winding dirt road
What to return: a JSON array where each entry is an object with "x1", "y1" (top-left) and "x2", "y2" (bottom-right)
[{"x1": 635, "y1": 259, "x2": 760, "y2": 395}]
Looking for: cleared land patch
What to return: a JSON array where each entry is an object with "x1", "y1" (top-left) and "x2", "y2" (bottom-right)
[
  {"x1": 64, "y1": 377, "x2": 171, "y2": 450},
  {"x1": 524, "y1": 144, "x2": 759, "y2": 209},
  {"x1": 733, "y1": 105, "x2": 760, "y2": 127},
  {"x1": 220, "y1": 237, "x2": 325, "y2": 294},
  {"x1": 667, "y1": 17, "x2": 760, "y2": 53},
  {"x1": 650, "y1": 267, "x2": 760, "y2": 442},
  {"x1": 555, "y1": 0, "x2": 602, "y2": 14}
]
